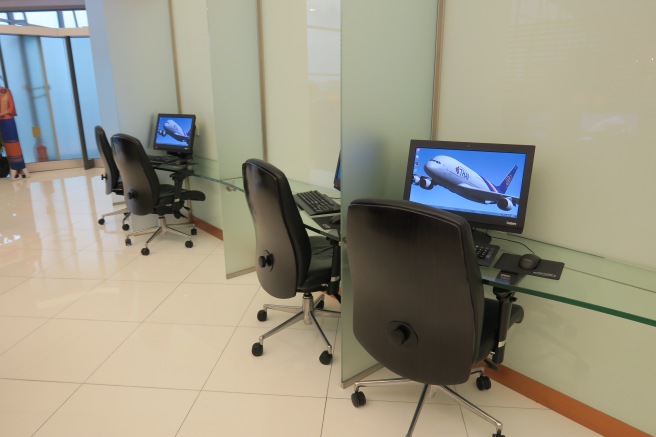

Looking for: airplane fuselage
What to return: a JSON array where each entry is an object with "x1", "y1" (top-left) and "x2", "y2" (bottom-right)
[
  {"x1": 158, "y1": 120, "x2": 190, "y2": 144},
  {"x1": 424, "y1": 155, "x2": 499, "y2": 204}
]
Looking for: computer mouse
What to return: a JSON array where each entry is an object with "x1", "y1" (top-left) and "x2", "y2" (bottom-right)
[
  {"x1": 329, "y1": 215, "x2": 341, "y2": 225},
  {"x1": 518, "y1": 253, "x2": 541, "y2": 270}
]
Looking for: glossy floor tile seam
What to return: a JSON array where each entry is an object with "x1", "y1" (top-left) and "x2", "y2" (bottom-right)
[
  {"x1": 195, "y1": 323, "x2": 254, "y2": 394},
  {"x1": 74, "y1": 283, "x2": 209, "y2": 387},
  {"x1": 26, "y1": 382, "x2": 84, "y2": 437},
  {"x1": 0, "y1": 317, "x2": 49, "y2": 359},
  {"x1": 0, "y1": 278, "x2": 105, "y2": 320}
]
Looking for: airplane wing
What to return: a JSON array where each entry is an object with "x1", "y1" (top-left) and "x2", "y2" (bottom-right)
[{"x1": 454, "y1": 184, "x2": 519, "y2": 202}]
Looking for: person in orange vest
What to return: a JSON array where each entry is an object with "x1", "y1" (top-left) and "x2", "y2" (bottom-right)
[{"x1": 0, "y1": 86, "x2": 28, "y2": 178}]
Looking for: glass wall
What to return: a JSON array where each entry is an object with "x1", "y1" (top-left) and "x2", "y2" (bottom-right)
[
  {"x1": 0, "y1": 10, "x2": 88, "y2": 28},
  {"x1": 0, "y1": 34, "x2": 54, "y2": 163},
  {"x1": 71, "y1": 37, "x2": 100, "y2": 160},
  {"x1": 0, "y1": 31, "x2": 99, "y2": 164}
]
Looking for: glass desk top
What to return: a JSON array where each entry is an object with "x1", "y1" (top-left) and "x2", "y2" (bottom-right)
[
  {"x1": 182, "y1": 159, "x2": 339, "y2": 240},
  {"x1": 483, "y1": 232, "x2": 656, "y2": 327},
  {"x1": 171, "y1": 158, "x2": 656, "y2": 327}
]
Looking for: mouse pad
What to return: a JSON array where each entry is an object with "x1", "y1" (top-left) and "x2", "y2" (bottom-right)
[
  {"x1": 312, "y1": 214, "x2": 340, "y2": 230},
  {"x1": 493, "y1": 253, "x2": 565, "y2": 280}
]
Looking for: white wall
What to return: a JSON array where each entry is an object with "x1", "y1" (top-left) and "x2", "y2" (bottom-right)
[
  {"x1": 439, "y1": 2, "x2": 656, "y2": 433},
  {"x1": 438, "y1": 0, "x2": 656, "y2": 270},
  {"x1": 86, "y1": 0, "x2": 178, "y2": 143}
]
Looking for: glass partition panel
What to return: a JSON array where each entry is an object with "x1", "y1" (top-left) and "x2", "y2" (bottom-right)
[
  {"x1": 41, "y1": 37, "x2": 81, "y2": 160},
  {"x1": 71, "y1": 37, "x2": 100, "y2": 159},
  {"x1": 207, "y1": 0, "x2": 264, "y2": 276},
  {"x1": 341, "y1": 0, "x2": 440, "y2": 384},
  {"x1": 261, "y1": 0, "x2": 341, "y2": 186},
  {"x1": 0, "y1": 34, "x2": 55, "y2": 163}
]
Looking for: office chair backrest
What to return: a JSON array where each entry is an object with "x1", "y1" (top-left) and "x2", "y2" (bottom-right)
[
  {"x1": 347, "y1": 198, "x2": 485, "y2": 386},
  {"x1": 111, "y1": 133, "x2": 160, "y2": 216},
  {"x1": 242, "y1": 159, "x2": 312, "y2": 299},
  {"x1": 95, "y1": 126, "x2": 120, "y2": 195}
]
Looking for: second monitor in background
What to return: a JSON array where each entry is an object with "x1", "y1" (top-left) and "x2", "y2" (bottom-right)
[{"x1": 152, "y1": 113, "x2": 196, "y2": 161}]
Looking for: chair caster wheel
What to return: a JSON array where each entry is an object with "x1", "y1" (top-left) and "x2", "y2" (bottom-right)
[
  {"x1": 257, "y1": 310, "x2": 267, "y2": 321},
  {"x1": 351, "y1": 391, "x2": 366, "y2": 407},
  {"x1": 319, "y1": 350, "x2": 332, "y2": 365},
  {"x1": 191, "y1": 228, "x2": 197, "y2": 235},
  {"x1": 476, "y1": 375, "x2": 492, "y2": 390},
  {"x1": 252, "y1": 342, "x2": 263, "y2": 357},
  {"x1": 122, "y1": 223, "x2": 130, "y2": 231},
  {"x1": 493, "y1": 431, "x2": 505, "y2": 437},
  {"x1": 185, "y1": 240, "x2": 193, "y2": 248},
  {"x1": 141, "y1": 247, "x2": 150, "y2": 256},
  {"x1": 125, "y1": 238, "x2": 132, "y2": 246},
  {"x1": 98, "y1": 218, "x2": 105, "y2": 225}
]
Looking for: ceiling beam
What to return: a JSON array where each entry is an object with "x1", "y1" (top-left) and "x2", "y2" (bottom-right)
[{"x1": 0, "y1": 0, "x2": 85, "y2": 12}]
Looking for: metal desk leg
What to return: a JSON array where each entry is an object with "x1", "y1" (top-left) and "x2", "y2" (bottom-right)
[
  {"x1": 327, "y1": 238, "x2": 341, "y2": 300},
  {"x1": 492, "y1": 287, "x2": 516, "y2": 365}
]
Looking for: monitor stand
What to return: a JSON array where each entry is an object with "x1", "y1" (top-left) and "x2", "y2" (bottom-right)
[
  {"x1": 166, "y1": 152, "x2": 191, "y2": 165},
  {"x1": 471, "y1": 228, "x2": 492, "y2": 246}
]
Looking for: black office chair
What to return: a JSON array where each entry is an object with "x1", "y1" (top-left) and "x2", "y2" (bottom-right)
[
  {"x1": 346, "y1": 199, "x2": 524, "y2": 437},
  {"x1": 95, "y1": 126, "x2": 130, "y2": 231},
  {"x1": 111, "y1": 133, "x2": 205, "y2": 256},
  {"x1": 242, "y1": 158, "x2": 340, "y2": 365}
]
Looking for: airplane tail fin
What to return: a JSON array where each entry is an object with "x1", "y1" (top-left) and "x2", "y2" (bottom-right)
[{"x1": 495, "y1": 165, "x2": 518, "y2": 194}]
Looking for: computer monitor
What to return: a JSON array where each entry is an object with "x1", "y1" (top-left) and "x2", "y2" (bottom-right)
[
  {"x1": 403, "y1": 139, "x2": 535, "y2": 243},
  {"x1": 333, "y1": 152, "x2": 341, "y2": 191},
  {"x1": 152, "y1": 113, "x2": 196, "y2": 157}
]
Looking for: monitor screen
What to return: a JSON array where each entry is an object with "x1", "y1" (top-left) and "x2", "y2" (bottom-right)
[
  {"x1": 333, "y1": 152, "x2": 341, "y2": 191},
  {"x1": 403, "y1": 139, "x2": 535, "y2": 238},
  {"x1": 152, "y1": 113, "x2": 196, "y2": 156}
]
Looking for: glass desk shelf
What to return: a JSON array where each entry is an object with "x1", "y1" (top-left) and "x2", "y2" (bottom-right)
[
  {"x1": 180, "y1": 159, "x2": 339, "y2": 240},
  {"x1": 164, "y1": 157, "x2": 656, "y2": 327},
  {"x1": 483, "y1": 232, "x2": 656, "y2": 327}
]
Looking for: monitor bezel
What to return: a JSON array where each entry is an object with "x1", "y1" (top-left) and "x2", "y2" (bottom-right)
[
  {"x1": 152, "y1": 113, "x2": 196, "y2": 156},
  {"x1": 402, "y1": 139, "x2": 535, "y2": 235},
  {"x1": 333, "y1": 152, "x2": 341, "y2": 191}
]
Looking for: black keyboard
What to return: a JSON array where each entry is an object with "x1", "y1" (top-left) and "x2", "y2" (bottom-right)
[
  {"x1": 293, "y1": 190, "x2": 340, "y2": 216},
  {"x1": 475, "y1": 244, "x2": 500, "y2": 267},
  {"x1": 148, "y1": 155, "x2": 177, "y2": 164}
]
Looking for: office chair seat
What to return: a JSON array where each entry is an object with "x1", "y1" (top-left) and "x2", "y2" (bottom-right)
[
  {"x1": 243, "y1": 158, "x2": 341, "y2": 365},
  {"x1": 111, "y1": 133, "x2": 206, "y2": 256}
]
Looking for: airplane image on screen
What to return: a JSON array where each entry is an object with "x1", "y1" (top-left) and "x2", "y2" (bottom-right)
[
  {"x1": 412, "y1": 155, "x2": 519, "y2": 211},
  {"x1": 157, "y1": 119, "x2": 191, "y2": 144}
]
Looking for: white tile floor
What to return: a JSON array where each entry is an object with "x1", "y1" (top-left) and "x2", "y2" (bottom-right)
[{"x1": 0, "y1": 168, "x2": 602, "y2": 437}]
